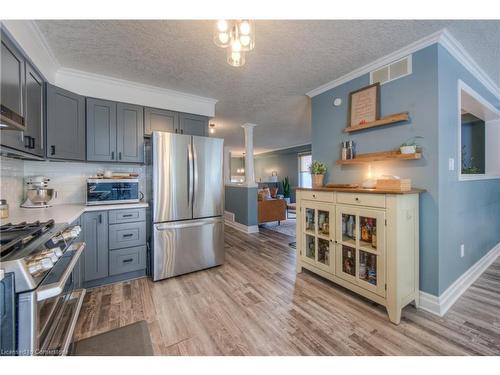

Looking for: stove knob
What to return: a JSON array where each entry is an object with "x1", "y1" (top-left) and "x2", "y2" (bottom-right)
[
  {"x1": 40, "y1": 257, "x2": 53, "y2": 271},
  {"x1": 28, "y1": 262, "x2": 43, "y2": 275}
]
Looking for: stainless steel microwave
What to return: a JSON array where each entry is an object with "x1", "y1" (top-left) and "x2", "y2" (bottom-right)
[{"x1": 86, "y1": 178, "x2": 141, "y2": 205}]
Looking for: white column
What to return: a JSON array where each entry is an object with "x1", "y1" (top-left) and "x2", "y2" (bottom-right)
[
  {"x1": 223, "y1": 146, "x2": 231, "y2": 185},
  {"x1": 242, "y1": 123, "x2": 257, "y2": 187}
]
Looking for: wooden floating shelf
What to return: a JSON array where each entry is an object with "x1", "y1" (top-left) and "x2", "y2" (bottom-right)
[
  {"x1": 343, "y1": 112, "x2": 409, "y2": 133},
  {"x1": 336, "y1": 150, "x2": 421, "y2": 165}
]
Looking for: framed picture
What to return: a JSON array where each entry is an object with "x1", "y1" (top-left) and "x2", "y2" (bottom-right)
[{"x1": 348, "y1": 83, "x2": 380, "y2": 127}]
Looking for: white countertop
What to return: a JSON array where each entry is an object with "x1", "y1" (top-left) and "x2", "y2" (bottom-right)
[{"x1": 1, "y1": 202, "x2": 149, "y2": 225}]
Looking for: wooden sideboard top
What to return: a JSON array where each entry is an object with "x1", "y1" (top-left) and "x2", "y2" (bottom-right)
[{"x1": 296, "y1": 187, "x2": 426, "y2": 195}]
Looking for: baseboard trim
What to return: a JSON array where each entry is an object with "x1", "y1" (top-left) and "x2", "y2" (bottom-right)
[
  {"x1": 419, "y1": 242, "x2": 500, "y2": 316},
  {"x1": 224, "y1": 219, "x2": 259, "y2": 234}
]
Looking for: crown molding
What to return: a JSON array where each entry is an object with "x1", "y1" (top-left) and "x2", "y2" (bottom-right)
[
  {"x1": 306, "y1": 28, "x2": 500, "y2": 100},
  {"x1": 439, "y1": 29, "x2": 500, "y2": 100},
  {"x1": 56, "y1": 67, "x2": 218, "y2": 117}
]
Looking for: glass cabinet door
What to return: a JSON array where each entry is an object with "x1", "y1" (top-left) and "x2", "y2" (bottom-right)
[
  {"x1": 356, "y1": 209, "x2": 385, "y2": 296},
  {"x1": 335, "y1": 206, "x2": 386, "y2": 296},
  {"x1": 300, "y1": 202, "x2": 334, "y2": 273}
]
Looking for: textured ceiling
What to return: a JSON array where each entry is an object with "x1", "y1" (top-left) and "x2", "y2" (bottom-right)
[{"x1": 35, "y1": 20, "x2": 500, "y2": 153}]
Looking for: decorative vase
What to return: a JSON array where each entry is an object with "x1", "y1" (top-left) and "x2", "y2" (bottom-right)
[
  {"x1": 400, "y1": 145, "x2": 417, "y2": 154},
  {"x1": 312, "y1": 174, "x2": 324, "y2": 188}
]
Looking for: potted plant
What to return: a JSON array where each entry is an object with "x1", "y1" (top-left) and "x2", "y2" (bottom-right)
[
  {"x1": 400, "y1": 136, "x2": 424, "y2": 154},
  {"x1": 282, "y1": 176, "x2": 291, "y2": 204},
  {"x1": 309, "y1": 161, "x2": 327, "y2": 188}
]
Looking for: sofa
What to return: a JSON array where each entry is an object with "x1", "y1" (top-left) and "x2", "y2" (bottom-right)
[{"x1": 257, "y1": 188, "x2": 287, "y2": 224}]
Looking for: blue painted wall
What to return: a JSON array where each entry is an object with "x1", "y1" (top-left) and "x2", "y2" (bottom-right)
[
  {"x1": 312, "y1": 45, "x2": 441, "y2": 294},
  {"x1": 311, "y1": 43, "x2": 500, "y2": 296},
  {"x1": 225, "y1": 186, "x2": 258, "y2": 226},
  {"x1": 437, "y1": 44, "x2": 500, "y2": 294}
]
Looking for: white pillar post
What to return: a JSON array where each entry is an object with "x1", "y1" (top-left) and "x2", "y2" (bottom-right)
[
  {"x1": 242, "y1": 123, "x2": 257, "y2": 187},
  {"x1": 223, "y1": 146, "x2": 231, "y2": 185}
]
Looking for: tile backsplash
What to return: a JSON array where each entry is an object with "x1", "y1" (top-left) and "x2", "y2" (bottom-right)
[
  {"x1": 0, "y1": 158, "x2": 147, "y2": 207},
  {"x1": 0, "y1": 157, "x2": 25, "y2": 205}
]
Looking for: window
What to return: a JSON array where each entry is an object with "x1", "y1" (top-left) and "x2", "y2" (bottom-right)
[
  {"x1": 458, "y1": 81, "x2": 500, "y2": 181},
  {"x1": 298, "y1": 153, "x2": 312, "y2": 188}
]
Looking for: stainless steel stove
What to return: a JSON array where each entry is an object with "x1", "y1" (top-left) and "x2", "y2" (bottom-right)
[{"x1": 0, "y1": 219, "x2": 86, "y2": 356}]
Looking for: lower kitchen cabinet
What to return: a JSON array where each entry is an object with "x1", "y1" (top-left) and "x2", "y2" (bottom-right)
[
  {"x1": 296, "y1": 189, "x2": 421, "y2": 324},
  {"x1": 82, "y1": 211, "x2": 109, "y2": 282},
  {"x1": 80, "y1": 208, "x2": 147, "y2": 287}
]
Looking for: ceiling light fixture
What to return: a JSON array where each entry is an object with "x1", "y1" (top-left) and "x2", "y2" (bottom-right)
[
  {"x1": 214, "y1": 20, "x2": 255, "y2": 67},
  {"x1": 209, "y1": 123, "x2": 216, "y2": 134}
]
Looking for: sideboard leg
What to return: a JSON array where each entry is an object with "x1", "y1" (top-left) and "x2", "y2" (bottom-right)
[{"x1": 387, "y1": 306, "x2": 402, "y2": 325}]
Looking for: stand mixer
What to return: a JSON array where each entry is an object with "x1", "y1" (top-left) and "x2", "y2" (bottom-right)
[{"x1": 21, "y1": 176, "x2": 58, "y2": 208}]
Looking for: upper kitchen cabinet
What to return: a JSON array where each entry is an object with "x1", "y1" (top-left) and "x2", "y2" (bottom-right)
[
  {"x1": 179, "y1": 112, "x2": 208, "y2": 136},
  {"x1": 144, "y1": 107, "x2": 178, "y2": 136},
  {"x1": 87, "y1": 99, "x2": 144, "y2": 163},
  {"x1": 116, "y1": 103, "x2": 144, "y2": 163},
  {"x1": 1, "y1": 31, "x2": 25, "y2": 131},
  {"x1": 46, "y1": 84, "x2": 86, "y2": 161},
  {"x1": 86, "y1": 98, "x2": 117, "y2": 162},
  {"x1": 23, "y1": 63, "x2": 44, "y2": 157}
]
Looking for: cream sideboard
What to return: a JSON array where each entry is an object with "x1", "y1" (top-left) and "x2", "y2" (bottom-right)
[{"x1": 295, "y1": 187, "x2": 423, "y2": 324}]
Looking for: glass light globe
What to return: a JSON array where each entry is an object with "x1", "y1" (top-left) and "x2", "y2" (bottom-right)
[
  {"x1": 239, "y1": 20, "x2": 251, "y2": 35},
  {"x1": 217, "y1": 20, "x2": 228, "y2": 32},
  {"x1": 227, "y1": 48, "x2": 245, "y2": 67},
  {"x1": 231, "y1": 39, "x2": 242, "y2": 52},
  {"x1": 240, "y1": 35, "x2": 250, "y2": 47},
  {"x1": 218, "y1": 32, "x2": 229, "y2": 44}
]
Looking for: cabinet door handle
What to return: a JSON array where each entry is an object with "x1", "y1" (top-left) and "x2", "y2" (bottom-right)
[
  {"x1": 111, "y1": 151, "x2": 115, "y2": 160},
  {"x1": 30, "y1": 137, "x2": 35, "y2": 149},
  {"x1": 119, "y1": 152, "x2": 122, "y2": 160},
  {"x1": 174, "y1": 128, "x2": 178, "y2": 133},
  {"x1": 50, "y1": 145, "x2": 55, "y2": 155},
  {"x1": 24, "y1": 136, "x2": 31, "y2": 149},
  {"x1": 123, "y1": 233, "x2": 134, "y2": 238},
  {"x1": 180, "y1": 129, "x2": 184, "y2": 134},
  {"x1": 123, "y1": 258, "x2": 134, "y2": 263},
  {"x1": 122, "y1": 214, "x2": 133, "y2": 218},
  {"x1": 355, "y1": 197, "x2": 360, "y2": 201},
  {"x1": 98, "y1": 214, "x2": 102, "y2": 224}
]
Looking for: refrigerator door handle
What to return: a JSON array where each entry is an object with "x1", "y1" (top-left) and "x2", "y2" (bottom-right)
[
  {"x1": 192, "y1": 142, "x2": 198, "y2": 209},
  {"x1": 155, "y1": 218, "x2": 221, "y2": 231},
  {"x1": 188, "y1": 141, "x2": 193, "y2": 209}
]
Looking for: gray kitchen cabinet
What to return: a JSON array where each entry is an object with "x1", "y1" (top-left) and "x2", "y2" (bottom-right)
[
  {"x1": 144, "y1": 107, "x2": 178, "y2": 136},
  {"x1": 23, "y1": 62, "x2": 44, "y2": 157},
  {"x1": 82, "y1": 211, "x2": 109, "y2": 282},
  {"x1": 86, "y1": 98, "x2": 117, "y2": 162},
  {"x1": 1, "y1": 31, "x2": 25, "y2": 122},
  {"x1": 116, "y1": 103, "x2": 144, "y2": 163},
  {"x1": 46, "y1": 84, "x2": 86, "y2": 160},
  {"x1": 179, "y1": 112, "x2": 208, "y2": 136}
]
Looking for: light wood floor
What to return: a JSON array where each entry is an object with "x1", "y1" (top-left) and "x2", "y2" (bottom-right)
[{"x1": 74, "y1": 226, "x2": 500, "y2": 355}]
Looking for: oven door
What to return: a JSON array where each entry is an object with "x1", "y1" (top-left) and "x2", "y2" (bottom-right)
[{"x1": 17, "y1": 242, "x2": 86, "y2": 355}]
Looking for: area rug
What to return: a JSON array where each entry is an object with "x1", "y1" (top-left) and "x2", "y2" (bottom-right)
[
  {"x1": 260, "y1": 218, "x2": 296, "y2": 238},
  {"x1": 72, "y1": 320, "x2": 153, "y2": 356}
]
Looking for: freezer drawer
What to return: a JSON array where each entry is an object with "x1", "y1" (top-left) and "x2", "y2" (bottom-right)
[{"x1": 152, "y1": 217, "x2": 224, "y2": 281}]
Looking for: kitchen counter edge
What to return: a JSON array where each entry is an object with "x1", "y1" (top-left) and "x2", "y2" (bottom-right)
[{"x1": 1, "y1": 202, "x2": 149, "y2": 226}]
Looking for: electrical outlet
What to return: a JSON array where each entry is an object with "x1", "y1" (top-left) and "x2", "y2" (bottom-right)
[
  {"x1": 460, "y1": 244, "x2": 465, "y2": 258},
  {"x1": 449, "y1": 158, "x2": 455, "y2": 171}
]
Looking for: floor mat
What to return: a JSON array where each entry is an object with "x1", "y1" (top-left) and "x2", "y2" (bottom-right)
[{"x1": 72, "y1": 320, "x2": 153, "y2": 356}]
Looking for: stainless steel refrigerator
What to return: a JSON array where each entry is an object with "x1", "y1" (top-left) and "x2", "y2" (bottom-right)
[{"x1": 151, "y1": 131, "x2": 224, "y2": 281}]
